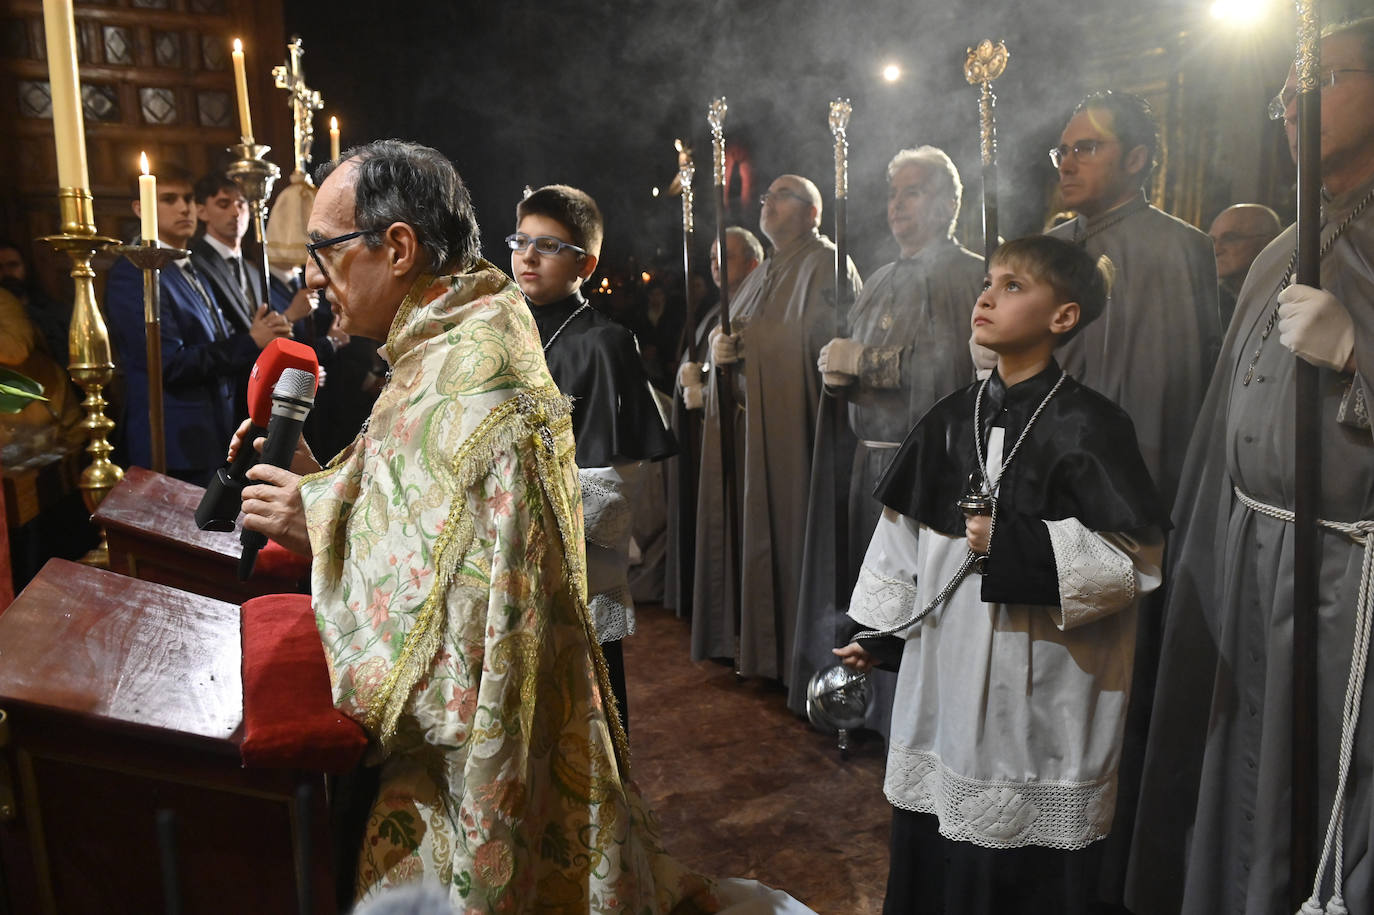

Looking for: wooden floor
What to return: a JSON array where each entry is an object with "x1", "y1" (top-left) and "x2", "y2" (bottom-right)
[{"x1": 624, "y1": 605, "x2": 890, "y2": 914}]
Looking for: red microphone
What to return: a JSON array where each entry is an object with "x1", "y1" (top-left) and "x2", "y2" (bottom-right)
[{"x1": 194, "y1": 339, "x2": 319, "y2": 531}]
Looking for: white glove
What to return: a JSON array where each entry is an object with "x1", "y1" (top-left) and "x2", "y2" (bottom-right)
[
  {"x1": 710, "y1": 327, "x2": 741, "y2": 365},
  {"x1": 1278, "y1": 283, "x2": 1355, "y2": 372},
  {"x1": 817, "y1": 337, "x2": 863, "y2": 384},
  {"x1": 969, "y1": 333, "x2": 997, "y2": 381},
  {"x1": 678, "y1": 361, "x2": 705, "y2": 389},
  {"x1": 682, "y1": 383, "x2": 705, "y2": 410}
]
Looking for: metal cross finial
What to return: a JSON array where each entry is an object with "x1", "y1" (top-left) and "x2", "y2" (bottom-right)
[{"x1": 272, "y1": 36, "x2": 324, "y2": 179}]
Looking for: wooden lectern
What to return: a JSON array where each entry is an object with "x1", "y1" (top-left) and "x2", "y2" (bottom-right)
[
  {"x1": 0, "y1": 559, "x2": 335, "y2": 914},
  {"x1": 94, "y1": 466, "x2": 307, "y2": 605}
]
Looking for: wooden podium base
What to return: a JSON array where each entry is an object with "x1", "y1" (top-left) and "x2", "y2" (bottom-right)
[
  {"x1": 93, "y1": 466, "x2": 307, "y2": 605},
  {"x1": 0, "y1": 560, "x2": 335, "y2": 914}
]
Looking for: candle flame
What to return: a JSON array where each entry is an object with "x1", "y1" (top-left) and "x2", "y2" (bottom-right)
[
  {"x1": 600, "y1": 278, "x2": 610, "y2": 289},
  {"x1": 641, "y1": 272, "x2": 651, "y2": 283},
  {"x1": 330, "y1": 116, "x2": 338, "y2": 130},
  {"x1": 140, "y1": 151, "x2": 150, "y2": 175},
  {"x1": 233, "y1": 38, "x2": 243, "y2": 53}
]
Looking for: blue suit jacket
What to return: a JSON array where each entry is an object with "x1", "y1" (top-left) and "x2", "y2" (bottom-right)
[{"x1": 107, "y1": 256, "x2": 258, "y2": 480}]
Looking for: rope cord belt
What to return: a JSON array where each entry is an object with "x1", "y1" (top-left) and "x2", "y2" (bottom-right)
[{"x1": 1233, "y1": 485, "x2": 1374, "y2": 915}]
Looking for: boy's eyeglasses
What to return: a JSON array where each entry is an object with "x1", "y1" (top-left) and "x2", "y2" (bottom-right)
[
  {"x1": 1048, "y1": 139, "x2": 1117, "y2": 168},
  {"x1": 506, "y1": 233, "x2": 587, "y2": 258},
  {"x1": 1267, "y1": 69, "x2": 1374, "y2": 120},
  {"x1": 306, "y1": 230, "x2": 367, "y2": 280}
]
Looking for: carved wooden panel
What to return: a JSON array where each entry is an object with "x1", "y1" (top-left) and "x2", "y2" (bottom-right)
[{"x1": 0, "y1": 0, "x2": 288, "y2": 303}]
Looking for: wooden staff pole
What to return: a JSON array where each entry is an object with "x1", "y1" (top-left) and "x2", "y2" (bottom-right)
[
  {"x1": 828, "y1": 99, "x2": 853, "y2": 608},
  {"x1": 1290, "y1": 1, "x2": 1320, "y2": 905},
  {"x1": 708, "y1": 98, "x2": 745, "y2": 674}
]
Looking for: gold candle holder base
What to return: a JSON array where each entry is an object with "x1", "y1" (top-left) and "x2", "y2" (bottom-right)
[
  {"x1": 40, "y1": 187, "x2": 122, "y2": 566},
  {"x1": 227, "y1": 142, "x2": 281, "y2": 302}
]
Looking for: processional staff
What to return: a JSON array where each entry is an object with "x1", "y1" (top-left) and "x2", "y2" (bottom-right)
[
  {"x1": 1291, "y1": 2, "x2": 1320, "y2": 909},
  {"x1": 828, "y1": 98, "x2": 853, "y2": 604},
  {"x1": 708, "y1": 97, "x2": 744, "y2": 674},
  {"x1": 964, "y1": 40, "x2": 1009, "y2": 263},
  {"x1": 268, "y1": 37, "x2": 325, "y2": 306}
]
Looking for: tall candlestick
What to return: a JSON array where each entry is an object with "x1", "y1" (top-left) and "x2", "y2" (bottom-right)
[
  {"x1": 329, "y1": 116, "x2": 340, "y2": 160},
  {"x1": 41, "y1": 0, "x2": 90, "y2": 190},
  {"x1": 231, "y1": 38, "x2": 254, "y2": 142},
  {"x1": 138, "y1": 152, "x2": 157, "y2": 243}
]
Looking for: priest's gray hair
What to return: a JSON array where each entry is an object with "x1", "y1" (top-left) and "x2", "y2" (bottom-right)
[
  {"x1": 725, "y1": 226, "x2": 765, "y2": 263},
  {"x1": 316, "y1": 139, "x2": 480, "y2": 273},
  {"x1": 887, "y1": 146, "x2": 962, "y2": 236}
]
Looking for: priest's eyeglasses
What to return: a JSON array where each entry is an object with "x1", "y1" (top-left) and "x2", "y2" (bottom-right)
[
  {"x1": 307, "y1": 230, "x2": 367, "y2": 280},
  {"x1": 506, "y1": 233, "x2": 587, "y2": 259},
  {"x1": 1048, "y1": 139, "x2": 1117, "y2": 168},
  {"x1": 1268, "y1": 69, "x2": 1374, "y2": 120}
]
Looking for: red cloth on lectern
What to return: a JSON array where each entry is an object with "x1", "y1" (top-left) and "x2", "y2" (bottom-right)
[
  {"x1": 240, "y1": 592, "x2": 368, "y2": 773},
  {"x1": 254, "y1": 538, "x2": 312, "y2": 580}
]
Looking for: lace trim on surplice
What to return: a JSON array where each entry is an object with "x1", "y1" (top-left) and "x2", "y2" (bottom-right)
[{"x1": 883, "y1": 744, "x2": 1117, "y2": 850}]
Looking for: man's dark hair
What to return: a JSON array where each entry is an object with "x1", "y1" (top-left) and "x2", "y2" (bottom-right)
[
  {"x1": 128, "y1": 162, "x2": 193, "y2": 198},
  {"x1": 1073, "y1": 90, "x2": 1159, "y2": 187},
  {"x1": 991, "y1": 235, "x2": 1111, "y2": 344},
  {"x1": 516, "y1": 185, "x2": 604, "y2": 259},
  {"x1": 193, "y1": 171, "x2": 239, "y2": 205},
  {"x1": 1325, "y1": 16, "x2": 1374, "y2": 68},
  {"x1": 315, "y1": 140, "x2": 480, "y2": 273}
]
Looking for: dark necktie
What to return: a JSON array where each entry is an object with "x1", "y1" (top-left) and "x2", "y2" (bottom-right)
[{"x1": 180, "y1": 261, "x2": 229, "y2": 339}]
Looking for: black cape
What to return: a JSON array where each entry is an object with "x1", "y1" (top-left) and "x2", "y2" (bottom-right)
[
  {"x1": 874, "y1": 359, "x2": 1170, "y2": 604},
  {"x1": 531, "y1": 291, "x2": 677, "y2": 468}
]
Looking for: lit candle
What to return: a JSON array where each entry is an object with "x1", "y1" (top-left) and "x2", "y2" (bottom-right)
[
  {"x1": 231, "y1": 38, "x2": 253, "y2": 141},
  {"x1": 329, "y1": 116, "x2": 340, "y2": 160},
  {"x1": 139, "y1": 152, "x2": 157, "y2": 243},
  {"x1": 40, "y1": 0, "x2": 90, "y2": 190}
]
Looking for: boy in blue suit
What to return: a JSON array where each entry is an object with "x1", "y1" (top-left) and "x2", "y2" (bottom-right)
[{"x1": 107, "y1": 163, "x2": 290, "y2": 486}]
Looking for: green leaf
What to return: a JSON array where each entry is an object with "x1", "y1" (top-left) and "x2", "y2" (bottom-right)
[{"x1": 0, "y1": 368, "x2": 47, "y2": 414}]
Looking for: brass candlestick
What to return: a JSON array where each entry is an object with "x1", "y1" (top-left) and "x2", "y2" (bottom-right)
[
  {"x1": 227, "y1": 141, "x2": 281, "y2": 301},
  {"x1": 113, "y1": 242, "x2": 189, "y2": 476},
  {"x1": 40, "y1": 187, "x2": 122, "y2": 565}
]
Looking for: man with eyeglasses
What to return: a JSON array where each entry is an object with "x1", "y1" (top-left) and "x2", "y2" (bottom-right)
[
  {"x1": 787, "y1": 146, "x2": 983, "y2": 732},
  {"x1": 1208, "y1": 203, "x2": 1283, "y2": 329},
  {"x1": 507, "y1": 183, "x2": 676, "y2": 734},
  {"x1": 1130, "y1": 17, "x2": 1374, "y2": 915},
  {"x1": 690, "y1": 174, "x2": 862, "y2": 686},
  {"x1": 106, "y1": 162, "x2": 291, "y2": 486},
  {"x1": 1046, "y1": 90, "x2": 1219, "y2": 508},
  {"x1": 235, "y1": 142, "x2": 728, "y2": 910}
]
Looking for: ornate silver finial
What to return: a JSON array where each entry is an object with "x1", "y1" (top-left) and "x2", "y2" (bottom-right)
[
  {"x1": 965, "y1": 39, "x2": 1009, "y2": 167},
  {"x1": 676, "y1": 139, "x2": 695, "y2": 234},
  {"x1": 708, "y1": 97, "x2": 728, "y2": 187},
  {"x1": 829, "y1": 98, "x2": 852, "y2": 199}
]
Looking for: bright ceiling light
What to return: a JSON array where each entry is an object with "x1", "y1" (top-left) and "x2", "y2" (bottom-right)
[
  {"x1": 882, "y1": 63, "x2": 901, "y2": 83},
  {"x1": 1211, "y1": 0, "x2": 1265, "y2": 24}
]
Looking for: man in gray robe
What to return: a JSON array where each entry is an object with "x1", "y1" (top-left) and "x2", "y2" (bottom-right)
[
  {"x1": 1128, "y1": 18, "x2": 1374, "y2": 914},
  {"x1": 1047, "y1": 90, "x2": 1220, "y2": 507},
  {"x1": 690, "y1": 175, "x2": 861, "y2": 681},
  {"x1": 1045, "y1": 88, "x2": 1220, "y2": 907},
  {"x1": 1209, "y1": 203, "x2": 1283, "y2": 330},
  {"x1": 666, "y1": 227, "x2": 763, "y2": 617},
  {"x1": 785, "y1": 146, "x2": 982, "y2": 728}
]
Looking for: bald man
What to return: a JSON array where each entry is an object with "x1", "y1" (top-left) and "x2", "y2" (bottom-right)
[
  {"x1": 1208, "y1": 203, "x2": 1283, "y2": 328},
  {"x1": 691, "y1": 174, "x2": 862, "y2": 682}
]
